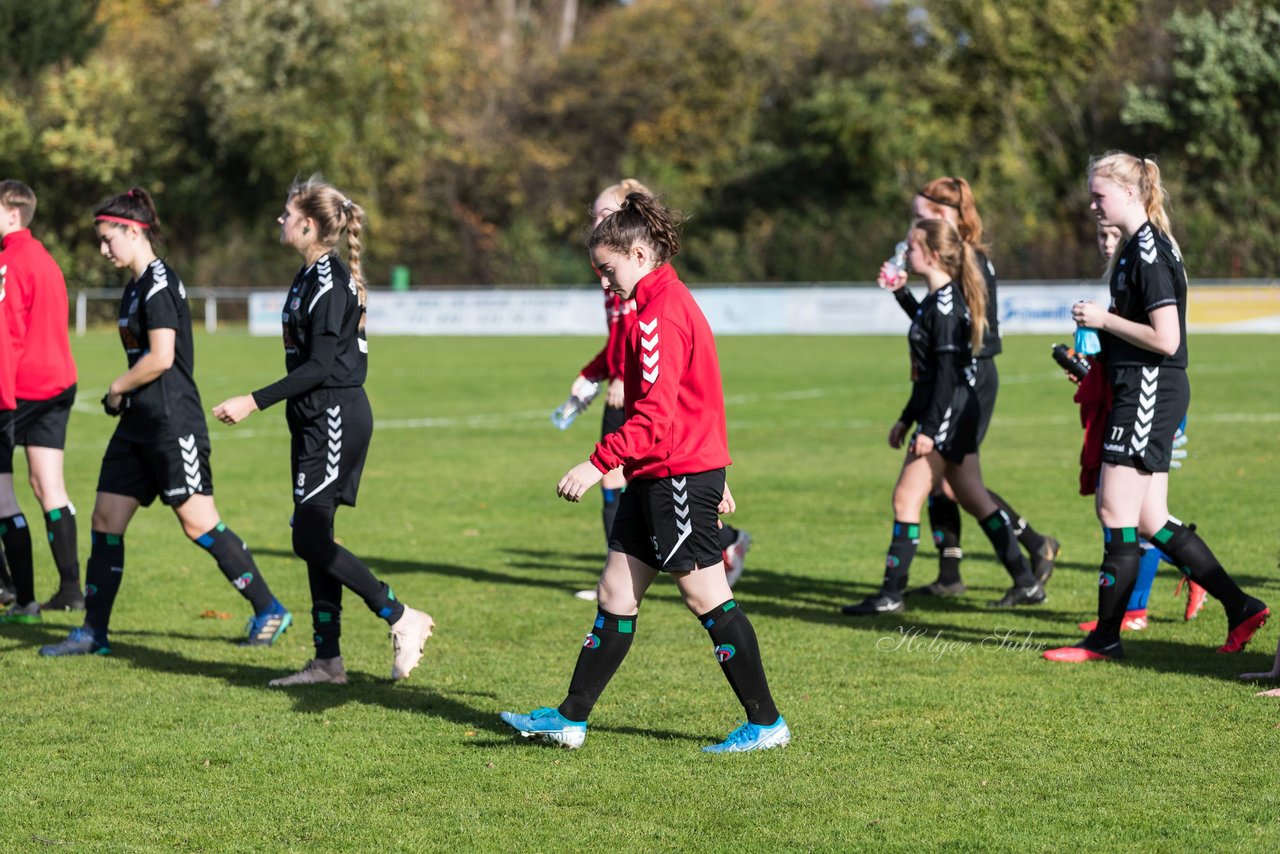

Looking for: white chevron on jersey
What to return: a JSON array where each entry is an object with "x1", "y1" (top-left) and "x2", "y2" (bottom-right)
[
  {"x1": 302, "y1": 405, "x2": 343, "y2": 502},
  {"x1": 1138, "y1": 227, "x2": 1158, "y2": 265},
  {"x1": 640, "y1": 318, "x2": 660, "y2": 383},
  {"x1": 935, "y1": 406, "x2": 953, "y2": 444},
  {"x1": 146, "y1": 260, "x2": 168, "y2": 302},
  {"x1": 308, "y1": 256, "x2": 335, "y2": 314},
  {"x1": 937, "y1": 287, "x2": 954, "y2": 316}
]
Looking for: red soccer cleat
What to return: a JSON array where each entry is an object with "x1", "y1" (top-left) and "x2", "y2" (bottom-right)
[
  {"x1": 1217, "y1": 607, "x2": 1270, "y2": 654},
  {"x1": 1044, "y1": 638, "x2": 1124, "y2": 662},
  {"x1": 1078, "y1": 609, "x2": 1148, "y2": 633},
  {"x1": 1184, "y1": 581, "x2": 1208, "y2": 621}
]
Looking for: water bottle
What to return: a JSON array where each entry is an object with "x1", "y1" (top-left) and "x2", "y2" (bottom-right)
[
  {"x1": 1051, "y1": 344, "x2": 1090, "y2": 381},
  {"x1": 881, "y1": 240, "x2": 909, "y2": 287},
  {"x1": 551, "y1": 380, "x2": 601, "y2": 430},
  {"x1": 1073, "y1": 326, "x2": 1102, "y2": 356}
]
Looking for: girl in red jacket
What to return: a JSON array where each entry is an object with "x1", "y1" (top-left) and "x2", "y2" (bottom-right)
[{"x1": 501, "y1": 193, "x2": 788, "y2": 753}]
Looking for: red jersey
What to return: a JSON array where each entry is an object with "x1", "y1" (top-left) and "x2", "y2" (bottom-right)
[
  {"x1": 0, "y1": 229, "x2": 77, "y2": 401},
  {"x1": 579, "y1": 290, "x2": 635, "y2": 382},
  {"x1": 590, "y1": 264, "x2": 730, "y2": 480}
]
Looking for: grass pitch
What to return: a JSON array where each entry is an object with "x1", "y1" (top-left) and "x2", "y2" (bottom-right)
[{"x1": 2, "y1": 329, "x2": 1278, "y2": 851}]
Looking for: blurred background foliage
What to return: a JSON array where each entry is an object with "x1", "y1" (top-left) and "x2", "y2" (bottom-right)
[{"x1": 2, "y1": 0, "x2": 1277, "y2": 288}]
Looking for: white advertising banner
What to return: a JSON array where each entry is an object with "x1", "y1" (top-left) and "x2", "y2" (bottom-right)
[{"x1": 248, "y1": 283, "x2": 1280, "y2": 336}]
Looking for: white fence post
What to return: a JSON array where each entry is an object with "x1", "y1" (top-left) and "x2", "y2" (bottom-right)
[
  {"x1": 76, "y1": 292, "x2": 87, "y2": 337},
  {"x1": 205, "y1": 295, "x2": 217, "y2": 333}
]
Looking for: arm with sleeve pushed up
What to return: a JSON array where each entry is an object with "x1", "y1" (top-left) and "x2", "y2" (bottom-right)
[{"x1": 589, "y1": 318, "x2": 685, "y2": 473}]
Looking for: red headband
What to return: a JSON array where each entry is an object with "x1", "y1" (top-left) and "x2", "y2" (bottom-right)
[{"x1": 95, "y1": 215, "x2": 150, "y2": 230}]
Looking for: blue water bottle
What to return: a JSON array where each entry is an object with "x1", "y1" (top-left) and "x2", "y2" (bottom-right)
[{"x1": 1074, "y1": 326, "x2": 1101, "y2": 356}]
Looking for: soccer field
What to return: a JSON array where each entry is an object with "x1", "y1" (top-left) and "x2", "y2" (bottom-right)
[{"x1": 3, "y1": 330, "x2": 1278, "y2": 850}]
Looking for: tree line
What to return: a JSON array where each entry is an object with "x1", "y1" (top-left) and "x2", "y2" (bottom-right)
[{"x1": 2, "y1": 0, "x2": 1277, "y2": 291}]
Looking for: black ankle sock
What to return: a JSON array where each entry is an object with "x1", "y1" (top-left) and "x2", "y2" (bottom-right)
[
  {"x1": 601, "y1": 487, "x2": 622, "y2": 541},
  {"x1": 928, "y1": 494, "x2": 963, "y2": 584},
  {"x1": 718, "y1": 524, "x2": 739, "y2": 551},
  {"x1": 1151, "y1": 517, "x2": 1250, "y2": 617},
  {"x1": 882, "y1": 521, "x2": 919, "y2": 597},
  {"x1": 0, "y1": 514, "x2": 34, "y2": 606},
  {"x1": 988, "y1": 491, "x2": 1046, "y2": 554},
  {"x1": 699, "y1": 600, "x2": 779, "y2": 726},
  {"x1": 980, "y1": 510, "x2": 1035, "y2": 587},
  {"x1": 194, "y1": 523, "x2": 274, "y2": 613},
  {"x1": 1095, "y1": 528, "x2": 1140, "y2": 643},
  {"x1": 308, "y1": 563, "x2": 344, "y2": 658},
  {"x1": 559, "y1": 608, "x2": 637, "y2": 722},
  {"x1": 44, "y1": 506, "x2": 81, "y2": 591},
  {"x1": 84, "y1": 531, "x2": 125, "y2": 637}
]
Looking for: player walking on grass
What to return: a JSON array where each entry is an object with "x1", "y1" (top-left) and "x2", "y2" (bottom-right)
[
  {"x1": 1044, "y1": 152, "x2": 1268, "y2": 663},
  {"x1": 844, "y1": 220, "x2": 1046, "y2": 616},
  {"x1": 213, "y1": 175, "x2": 433, "y2": 686},
  {"x1": 500, "y1": 193, "x2": 788, "y2": 753},
  {"x1": 0, "y1": 181, "x2": 83, "y2": 621},
  {"x1": 567, "y1": 179, "x2": 751, "y2": 601},
  {"x1": 40, "y1": 188, "x2": 292, "y2": 657},
  {"x1": 881, "y1": 177, "x2": 1059, "y2": 597}
]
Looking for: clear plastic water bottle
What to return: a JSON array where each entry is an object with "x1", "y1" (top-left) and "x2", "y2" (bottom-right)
[
  {"x1": 551, "y1": 379, "x2": 601, "y2": 430},
  {"x1": 880, "y1": 240, "x2": 909, "y2": 287}
]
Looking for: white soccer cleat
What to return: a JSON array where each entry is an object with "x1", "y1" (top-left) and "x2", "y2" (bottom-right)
[
  {"x1": 390, "y1": 607, "x2": 434, "y2": 680},
  {"x1": 268, "y1": 657, "x2": 348, "y2": 687}
]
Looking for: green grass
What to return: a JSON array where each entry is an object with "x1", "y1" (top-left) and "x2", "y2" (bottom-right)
[{"x1": 3, "y1": 329, "x2": 1279, "y2": 851}]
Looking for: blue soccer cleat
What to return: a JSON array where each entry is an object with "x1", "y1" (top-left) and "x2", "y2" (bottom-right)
[
  {"x1": 40, "y1": 626, "x2": 111, "y2": 657},
  {"x1": 499, "y1": 706, "x2": 587, "y2": 749},
  {"x1": 240, "y1": 599, "x2": 293, "y2": 647},
  {"x1": 703, "y1": 716, "x2": 791, "y2": 754}
]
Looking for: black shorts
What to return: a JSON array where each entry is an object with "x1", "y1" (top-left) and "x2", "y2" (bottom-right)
[
  {"x1": 916, "y1": 384, "x2": 981, "y2": 465},
  {"x1": 607, "y1": 468, "x2": 726, "y2": 571},
  {"x1": 97, "y1": 431, "x2": 214, "y2": 507},
  {"x1": 0, "y1": 410, "x2": 13, "y2": 475},
  {"x1": 1102, "y1": 365, "x2": 1189, "y2": 474},
  {"x1": 287, "y1": 387, "x2": 372, "y2": 508},
  {"x1": 973, "y1": 358, "x2": 998, "y2": 445},
  {"x1": 600, "y1": 404, "x2": 625, "y2": 439},
  {"x1": 14, "y1": 384, "x2": 76, "y2": 450}
]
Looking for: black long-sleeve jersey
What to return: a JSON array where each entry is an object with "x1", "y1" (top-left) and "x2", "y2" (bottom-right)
[
  {"x1": 894, "y1": 248, "x2": 1000, "y2": 359},
  {"x1": 1102, "y1": 222, "x2": 1188, "y2": 369},
  {"x1": 252, "y1": 253, "x2": 368, "y2": 410},
  {"x1": 899, "y1": 282, "x2": 975, "y2": 438},
  {"x1": 115, "y1": 258, "x2": 207, "y2": 442}
]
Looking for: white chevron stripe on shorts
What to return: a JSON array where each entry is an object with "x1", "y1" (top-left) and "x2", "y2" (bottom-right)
[
  {"x1": 664, "y1": 476, "x2": 692, "y2": 567},
  {"x1": 302, "y1": 405, "x2": 342, "y2": 502},
  {"x1": 1131, "y1": 367, "x2": 1158, "y2": 456},
  {"x1": 179, "y1": 433, "x2": 201, "y2": 493}
]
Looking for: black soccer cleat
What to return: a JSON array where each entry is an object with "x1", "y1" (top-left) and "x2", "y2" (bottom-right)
[
  {"x1": 841, "y1": 594, "x2": 905, "y2": 616},
  {"x1": 990, "y1": 583, "x2": 1046, "y2": 608}
]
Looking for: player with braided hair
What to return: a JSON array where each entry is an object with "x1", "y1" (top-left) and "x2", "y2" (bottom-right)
[{"x1": 215, "y1": 175, "x2": 434, "y2": 686}]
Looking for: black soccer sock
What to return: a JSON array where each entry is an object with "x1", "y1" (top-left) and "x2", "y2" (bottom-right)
[
  {"x1": 881, "y1": 521, "x2": 920, "y2": 597},
  {"x1": 980, "y1": 510, "x2": 1036, "y2": 587},
  {"x1": 1094, "y1": 528, "x2": 1141, "y2": 643},
  {"x1": 0, "y1": 543, "x2": 13, "y2": 593},
  {"x1": 718, "y1": 524, "x2": 739, "y2": 551},
  {"x1": 1151, "y1": 517, "x2": 1250, "y2": 618},
  {"x1": 44, "y1": 505, "x2": 81, "y2": 591},
  {"x1": 292, "y1": 503, "x2": 403, "y2": 624},
  {"x1": 0, "y1": 513, "x2": 35, "y2": 606},
  {"x1": 84, "y1": 531, "x2": 125, "y2": 637},
  {"x1": 601, "y1": 487, "x2": 622, "y2": 542},
  {"x1": 988, "y1": 491, "x2": 1047, "y2": 554},
  {"x1": 559, "y1": 608, "x2": 637, "y2": 722},
  {"x1": 699, "y1": 600, "x2": 780, "y2": 726},
  {"x1": 928, "y1": 494, "x2": 963, "y2": 584},
  {"x1": 193, "y1": 523, "x2": 275, "y2": 613},
  {"x1": 308, "y1": 562, "x2": 344, "y2": 660}
]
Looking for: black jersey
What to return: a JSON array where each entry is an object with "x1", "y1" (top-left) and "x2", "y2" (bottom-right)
[
  {"x1": 893, "y1": 248, "x2": 1000, "y2": 358},
  {"x1": 900, "y1": 282, "x2": 975, "y2": 438},
  {"x1": 114, "y1": 259, "x2": 207, "y2": 443},
  {"x1": 1103, "y1": 222, "x2": 1188, "y2": 369},
  {"x1": 251, "y1": 253, "x2": 368, "y2": 410}
]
